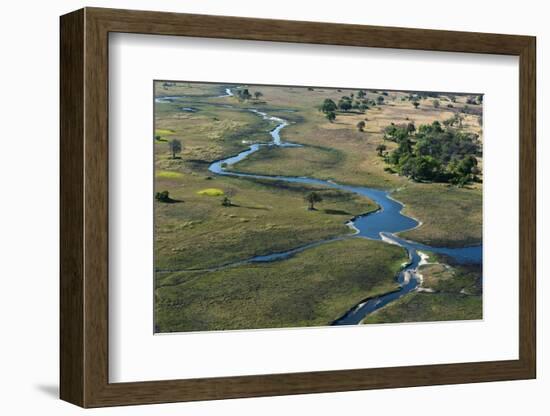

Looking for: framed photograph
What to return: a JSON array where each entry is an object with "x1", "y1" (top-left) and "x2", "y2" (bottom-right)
[{"x1": 60, "y1": 7, "x2": 536, "y2": 407}]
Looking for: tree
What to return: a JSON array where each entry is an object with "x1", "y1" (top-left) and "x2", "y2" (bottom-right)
[
  {"x1": 325, "y1": 111, "x2": 336, "y2": 123},
  {"x1": 222, "y1": 189, "x2": 235, "y2": 207},
  {"x1": 432, "y1": 99, "x2": 440, "y2": 108},
  {"x1": 254, "y1": 91, "x2": 263, "y2": 100},
  {"x1": 356, "y1": 120, "x2": 366, "y2": 132},
  {"x1": 456, "y1": 113, "x2": 464, "y2": 127},
  {"x1": 321, "y1": 98, "x2": 337, "y2": 114},
  {"x1": 405, "y1": 155, "x2": 443, "y2": 182},
  {"x1": 304, "y1": 192, "x2": 323, "y2": 210},
  {"x1": 413, "y1": 101, "x2": 420, "y2": 109},
  {"x1": 357, "y1": 89, "x2": 366, "y2": 99},
  {"x1": 169, "y1": 139, "x2": 182, "y2": 159},
  {"x1": 377, "y1": 95, "x2": 385, "y2": 105},
  {"x1": 449, "y1": 155, "x2": 479, "y2": 186},
  {"x1": 338, "y1": 98, "x2": 352, "y2": 112},
  {"x1": 383, "y1": 123, "x2": 409, "y2": 142},
  {"x1": 376, "y1": 144, "x2": 387, "y2": 156},
  {"x1": 237, "y1": 88, "x2": 252, "y2": 101},
  {"x1": 155, "y1": 190, "x2": 171, "y2": 203}
]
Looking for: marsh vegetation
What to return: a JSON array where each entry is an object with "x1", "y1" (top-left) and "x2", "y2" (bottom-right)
[{"x1": 153, "y1": 81, "x2": 483, "y2": 333}]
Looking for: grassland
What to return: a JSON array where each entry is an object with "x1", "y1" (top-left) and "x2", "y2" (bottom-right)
[
  {"x1": 155, "y1": 239, "x2": 407, "y2": 332},
  {"x1": 394, "y1": 184, "x2": 482, "y2": 247},
  {"x1": 154, "y1": 81, "x2": 483, "y2": 331},
  {"x1": 155, "y1": 172, "x2": 376, "y2": 271},
  {"x1": 155, "y1": 81, "x2": 227, "y2": 97},
  {"x1": 155, "y1": 101, "x2": 276, "y2": 165},
  {"x1": 362, "y1": 292, "x2": 482, "y2": 324}
]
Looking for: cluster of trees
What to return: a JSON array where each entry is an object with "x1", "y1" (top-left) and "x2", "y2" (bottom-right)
[
  {"x1": 236, "y1": 88, "x2": 263, "y2": 101},
  {"x1": 319, "y1": 91, "x2": 380, "y2": 123},
  {"x1": 320, "y1": 98, "x2": 338, "y2": 122},
  {"x1": 466, "y1": 95, "x2": 483, "y2": 105},
  {"x1": 443, "y1": 113, "x2": 464, "y2": 128},
  {"x1": 408, "y1": 91, "x2": 439, "y2": 100},
  {"x1": 382, "y1": 120, "x2": 481, "y2": 186},
  {"x1": 400, "y1": 93, "x2": 422, "y2": 108}
]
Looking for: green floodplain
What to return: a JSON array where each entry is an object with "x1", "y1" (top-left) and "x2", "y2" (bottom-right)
[{"x1": 154, "y1": 81, "x2": 483, "y2": 332}]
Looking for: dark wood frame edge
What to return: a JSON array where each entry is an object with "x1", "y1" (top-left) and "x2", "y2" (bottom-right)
[{"x1": 60, "y1": 7, "x2": 536, "y2": 408}]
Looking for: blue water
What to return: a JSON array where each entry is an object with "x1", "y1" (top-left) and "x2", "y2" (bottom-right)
[{"x1": 167, "y1": 87, "x2": 482, "y2": 324}]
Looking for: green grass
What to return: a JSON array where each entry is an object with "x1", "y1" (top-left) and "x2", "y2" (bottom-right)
[
  {"x1": 155, "y1": 102, "x2": 277, "y2": 167},
  {"x1": 362, "y1": 291, "x2": 482, "y2": 324},
  {"x1": 155, "y1": 238, "x2": 407, "y2": 332},
  {"x1": 197, "y1": 188, "x2": 225, "y2": 196},
  {"x1": 394, "y1": 184, "x2": 482, "y2": 247},
  {"x1": 155, "y1": 174, "x2": 377, "y2": 270},
  {"x1": 154, "y1": 81, "x2": 483, "y2": 331},
  {"x1": 229, "y1": 144, "x2": 344, "y2": 177}
]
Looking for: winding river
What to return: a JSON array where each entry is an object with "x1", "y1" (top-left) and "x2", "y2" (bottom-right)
[{"x1": 158, "y1": 87, "x2": 482, "y2": 325}]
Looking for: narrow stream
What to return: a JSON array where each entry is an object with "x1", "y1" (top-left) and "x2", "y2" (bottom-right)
[{"x1": 158, "y1": 87, "x2": 482, "y2": 325}]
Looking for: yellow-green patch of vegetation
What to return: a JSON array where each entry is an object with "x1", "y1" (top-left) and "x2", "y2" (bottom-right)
[
  {"x1": 197, "y1": 188, "x2": 225, "y2": 196},
  {"x1": 155, "y1": 129, "x2": 175, "y2": 136},
  {"x1": 156, "y1": 170, "x2": 184, "y2": 179},
  {"x1": 155, "y1": 238, "x2": 407, "y2": 332}
]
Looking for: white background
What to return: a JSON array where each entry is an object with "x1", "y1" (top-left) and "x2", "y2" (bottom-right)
[
  {"x1": 0, "y1": 0, "x2": 546, "y2": 414},
  {"x1": 110, "y1": 34, "x2": 519, "y2": 382}
]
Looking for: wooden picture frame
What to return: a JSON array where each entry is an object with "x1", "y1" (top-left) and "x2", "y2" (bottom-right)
[{"x1": 60, "y1": 7, "x2": 536, "y2": 408}]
